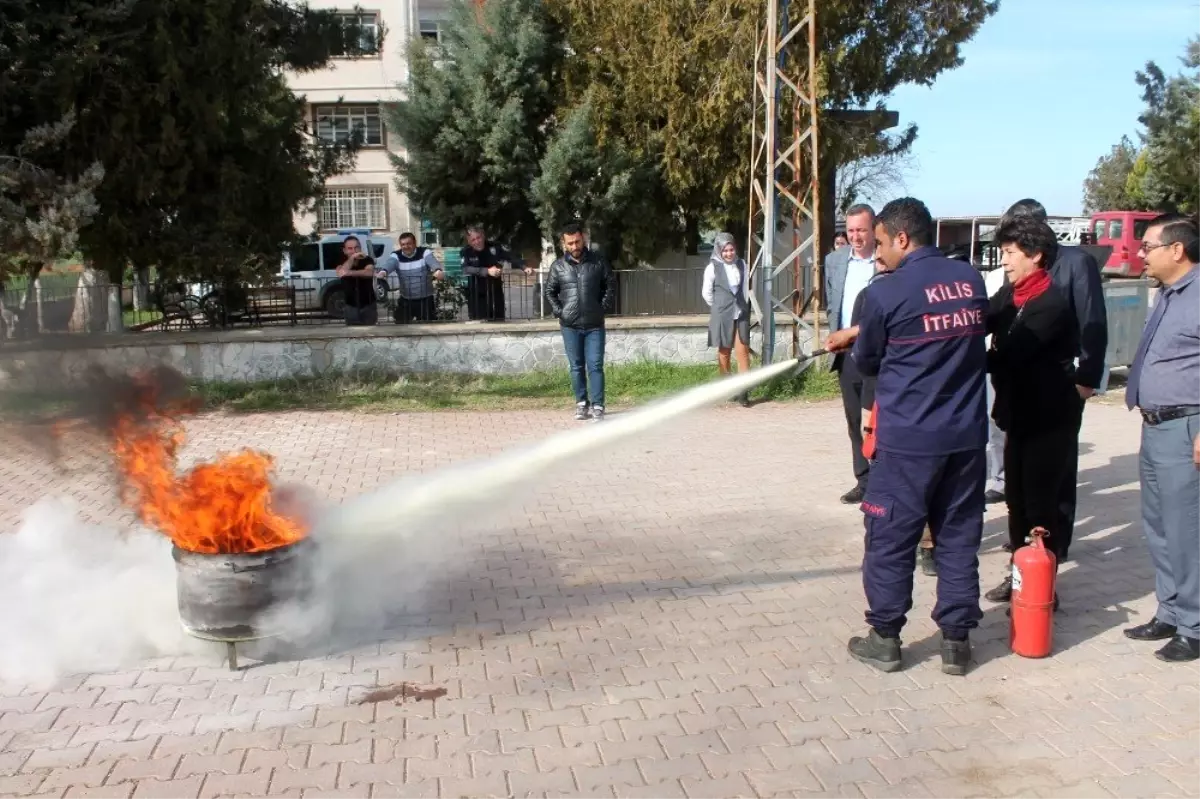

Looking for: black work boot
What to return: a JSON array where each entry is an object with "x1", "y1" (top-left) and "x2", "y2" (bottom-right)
[
  {"x1": 941, "y1": 634, "x2": 971, "y2": 676},
  {"x1": 917, "y1": 547, "x2": 937, "y2": 577},
  {"x1": 848, "y1": 629, "x2": 902, "y2": 673}
]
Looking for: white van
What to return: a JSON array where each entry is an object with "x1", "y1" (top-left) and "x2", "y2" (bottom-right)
[{"x1": 279, "y1": 229, "x2": 399, "y2": 316}]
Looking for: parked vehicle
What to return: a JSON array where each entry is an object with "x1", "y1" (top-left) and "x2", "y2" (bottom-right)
[
  {"x1": 1088, "y1": 210, "x2": 1160, "y2": 278},
  {"x1": 279, "y1": 229, "x2": 398, "y2": 316}
]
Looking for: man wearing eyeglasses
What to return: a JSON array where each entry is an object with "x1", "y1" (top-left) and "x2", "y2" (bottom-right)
[{"x1": 1122, "y1": 213, "x2": 1200, "y2": 663}]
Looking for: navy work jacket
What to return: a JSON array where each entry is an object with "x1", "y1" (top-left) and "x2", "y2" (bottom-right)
[{"x1": 850, "y1": 246, "x2": 989, "y2": 456}]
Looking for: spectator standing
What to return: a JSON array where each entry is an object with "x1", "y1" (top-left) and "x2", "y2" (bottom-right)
[
  {"x1": 824, "y1": 204, "x2": 878, "y2": 504},
  {"x1": 825, "y1": 198, "x2": 989, "y2": 676},
  {"x1": 460, "y1": 224, "x2": 534, "y2": 321},
  {"x1": 1122, "y1": 213, "x2": 1200, "y2": 663},
  {"x1": 999, "y1": 199, "x2": 1108, "y2": 559},
  {"x1": 702, "y1": 232, "x2": 753, "y2": 408},
  {"x1": 983, "y1": 266, "x2": 1008, "y2": 505},
  {"x1": 334, "y1": 236, "x2": 378, "y2": 326},
  {"x1": 982, "y1": 216, "x2": 1080, "y2": 609},
  {"x1": 544, "y1": 223, "x2": 615, "y2": 422},
  {"x1": 379, "y1": 232, "x2": 444, "y2": 323}
]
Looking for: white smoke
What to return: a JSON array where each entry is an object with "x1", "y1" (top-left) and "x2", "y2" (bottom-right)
[
  {"x1": 0, "y1": 500, "x2": 207, "y2": 687},
  {"x1": 0, "y1": 357, "x2": 812, "y2": 686}
]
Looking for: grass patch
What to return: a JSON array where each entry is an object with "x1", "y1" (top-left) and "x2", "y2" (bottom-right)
[
  {"x1": 200, "y1": 359, "x2": 839, "y2": 414},
  {"x1": 0, "y1": 360, "x2": 839, "y2": 421}
]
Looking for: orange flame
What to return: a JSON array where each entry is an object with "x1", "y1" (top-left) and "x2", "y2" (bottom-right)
[{"x1": 109, "y1": 375, "x2": 306, "y2": 554}]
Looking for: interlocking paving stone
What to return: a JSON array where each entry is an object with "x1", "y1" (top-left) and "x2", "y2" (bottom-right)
[{"x1": 1, "y1": 399, "x2": 1195, "y2": 797}]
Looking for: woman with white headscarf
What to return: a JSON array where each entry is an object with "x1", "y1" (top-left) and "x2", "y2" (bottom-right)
[{"x1": 702, "y1": 232, "x2": 752, "y2": 407}]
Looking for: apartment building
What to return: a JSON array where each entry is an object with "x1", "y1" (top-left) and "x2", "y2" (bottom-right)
[{"x1": 285, "y1": 1, "x2": 448, "y2": 247}]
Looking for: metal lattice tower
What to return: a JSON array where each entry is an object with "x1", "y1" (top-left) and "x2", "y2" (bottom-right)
[{"x1": 746, "y1": 0, "x2": 821, "y2": 365}]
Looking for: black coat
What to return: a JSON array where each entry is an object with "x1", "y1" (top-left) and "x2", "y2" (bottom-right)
[
  {"x1": 544, "y1": 251, "x2": 615, "y2": 329},
  {"x1": 1050, "y1": 246, "x2": 1108, "y2": 389},
  {"x1": 987, "y1": 281, "x2": 1083, "y2": 435}
]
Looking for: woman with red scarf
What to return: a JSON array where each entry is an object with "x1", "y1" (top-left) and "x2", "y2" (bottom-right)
[{"x1": 983, "y1": 215, "x2": 1082, "y2": 607}]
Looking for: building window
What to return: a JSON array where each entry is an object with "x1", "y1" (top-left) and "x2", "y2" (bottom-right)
[
  {"x1": 418, "y1": 19, "x2": 442, "y2": 44},
  {"x1": 333, "y1": 11, "x2": 381, "y2": 57},
  {"x1": 314, "y1": 105, "x2": 384, "y2": 147},
  {"x1": 319, "y1": 187, "x2": 387, "y2": 231}
]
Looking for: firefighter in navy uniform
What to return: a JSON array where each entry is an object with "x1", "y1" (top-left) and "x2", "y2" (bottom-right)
[{"x1": 826, "y1": 197, "x2": 990, "y2": 676}]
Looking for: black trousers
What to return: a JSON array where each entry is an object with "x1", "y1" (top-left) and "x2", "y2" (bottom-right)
[
  {"x1": 838, "y1": 360, "x2": 870, "y2": 490},
  {"x1": 1055, "y1": 407, "x2": 1084, "y2": 560},
  {"x1": 1005, "y1": 423, "x2": 1077, "y2": 560},
  {"x1": 394, "y1": 295, "x2": 437, "y2": 323},
  {"x1": 466, "y1": 277, "x2": 505, "y2": 321}
]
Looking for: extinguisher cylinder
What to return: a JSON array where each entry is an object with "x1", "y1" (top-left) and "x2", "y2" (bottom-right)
[{"x1": 1009, "y1": 527, "x2": 1057, "y2": 659}]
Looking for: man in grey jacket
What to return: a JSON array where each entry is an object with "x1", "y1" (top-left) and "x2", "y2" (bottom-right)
[
  {"x1": 997, "y1": 198, "x2": 1109, "y2": 564},
  {"x1": 824, "y1": 204, "x2": 877, "y2": 504}
]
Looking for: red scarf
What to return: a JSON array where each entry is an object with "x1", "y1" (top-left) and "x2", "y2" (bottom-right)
[{"x1": 1012, "y1": 269, "x2": 1051, "y2": 308}]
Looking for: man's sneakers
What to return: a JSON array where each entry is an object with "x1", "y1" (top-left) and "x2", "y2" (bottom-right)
[
  {"x1": 847, "y1": 629, "x2": 902, "y2": 673},
  {"x1": 984, "y1": 489, "x2": 1005, "y2": 504},
  {"x1": 574, "y1": 402, "x2": 605, "y2": 422},
  {"x1": 984, "y1": 575, "x2": 1013, "y2": 603}
]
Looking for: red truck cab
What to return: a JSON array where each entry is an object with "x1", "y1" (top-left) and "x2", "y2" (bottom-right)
[{"x1": 1089, "y1": 210, "x2": 1159, "y2": 278}]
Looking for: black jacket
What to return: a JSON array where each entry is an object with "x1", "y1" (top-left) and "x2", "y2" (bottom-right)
[
  {"x1": 1049, "y1": 246, "x2": 1108, "y2": 389},
  {"x1": 987, "y1": 281, "x2": 1082, "y2": 435},
  {"x1": 544, "y1": 250, "x2": 615, "y2": 329}
]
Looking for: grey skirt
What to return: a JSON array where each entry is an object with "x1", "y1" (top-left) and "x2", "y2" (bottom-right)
[{"x1": 708, "y1": 311, "x2": 751, "y2": 349}]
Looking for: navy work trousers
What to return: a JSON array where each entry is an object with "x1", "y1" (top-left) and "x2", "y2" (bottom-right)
[{"x1": 861, "y1": 447, "x2": 986, "y2": 639}]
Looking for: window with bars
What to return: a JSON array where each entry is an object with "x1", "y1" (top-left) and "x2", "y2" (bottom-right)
[
  {"x1": 333, "y1": 11, "x2": 381, "y2": 56},
  {"x1": 319, "y1": 187, "x2": 388, "y2": 231},
  {"x1": 314, "y1": 105, "x2": 384, "y2": 147}
]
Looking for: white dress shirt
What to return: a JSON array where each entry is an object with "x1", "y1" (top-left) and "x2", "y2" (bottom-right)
[
  {"x1": 839, "y1": 251, "x2": 875, "y2": 330},
  {"x1": 702, "y1": 260, "x2": 748, "y2": 320}
]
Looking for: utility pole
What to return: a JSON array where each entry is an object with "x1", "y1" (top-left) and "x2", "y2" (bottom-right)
[{"x1": 746, "y1": 0, "x2": 820, "y2": 365}]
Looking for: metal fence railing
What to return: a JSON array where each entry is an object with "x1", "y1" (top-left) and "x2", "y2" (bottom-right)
[{"x1": 1, "y1": 268, "x2": 805, "y2": 338}]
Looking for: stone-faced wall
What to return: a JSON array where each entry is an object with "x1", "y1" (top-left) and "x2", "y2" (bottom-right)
[{"x1": 0, "y1": 316, "x2": 814, "y2": 389}]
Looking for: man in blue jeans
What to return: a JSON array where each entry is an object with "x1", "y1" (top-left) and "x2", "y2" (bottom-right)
[{"x1": 543, "y1": 222, "x2": 615, "y2": 421}]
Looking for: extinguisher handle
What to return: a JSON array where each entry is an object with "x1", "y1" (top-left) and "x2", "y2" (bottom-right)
[{"x1": 1029, "y1": 527, "x2": 1049, "y2": 549}]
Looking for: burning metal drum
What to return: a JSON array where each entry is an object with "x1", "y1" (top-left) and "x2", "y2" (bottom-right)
[{"x1": 173, "y1": 539, "x2": 313, "y2": 669}]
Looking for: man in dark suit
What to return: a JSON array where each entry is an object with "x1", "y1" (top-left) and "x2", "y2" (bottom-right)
[
  {"x1": 988, "y1": 199, "x2": 1108, "y2": 574},
  {"x1": 824, "y1": 204, "x2": 878, "y2": 504}
]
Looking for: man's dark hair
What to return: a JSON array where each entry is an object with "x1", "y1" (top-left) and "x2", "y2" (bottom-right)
[
  {"x1": 398, "y1": 231, "x2": 417, "y2": 243},
  {"x1": 343, "y1": 235, "x2": 361, "y2": 246},
  {"x1": 844, "y1": 203, "x2": 875, "y2": 222},
  {"x1": 876, "y1": 197, "x2": 934, "y2": 247},
  {"x1": 1149, "y1": 212, "x2": 1200, "y2": 263},
  {"x1": 560, "y1": 221, "x2": 584, "y2": 237},
  {"x1": 1001, "y1": 198, "x2": 1048, "y2": 226},
  {"x1": 994, "y1": 215, "x2": 1059, "y2": 270}
]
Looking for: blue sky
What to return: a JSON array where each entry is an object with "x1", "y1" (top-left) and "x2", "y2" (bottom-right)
[{"x1": 867, "y1": 0, "x2": 1200, "y2": 217}]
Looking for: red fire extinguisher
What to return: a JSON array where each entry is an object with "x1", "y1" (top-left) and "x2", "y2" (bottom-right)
[
  {"x1": 1010, "y1": 526, "x2": 1057, "y2": 658},
  {"x1": 862, "y1": 401, "x2": 878, "y2": 460}
]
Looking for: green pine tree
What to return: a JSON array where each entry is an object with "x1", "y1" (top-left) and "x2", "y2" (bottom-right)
[
  {"x1": 531, "y1": 96, "x2": 673, "y2": 265},
  {"x1": 2, "y1": 0, "x2": 371, "y2": 285},
  {"x1": 387, "y1": 0, "x2": 561, "y2": 250}
]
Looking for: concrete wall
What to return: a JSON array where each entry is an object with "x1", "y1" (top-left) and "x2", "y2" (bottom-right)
[{"x1": 0, "y1": 316, "x2": 815, "y2": 391}]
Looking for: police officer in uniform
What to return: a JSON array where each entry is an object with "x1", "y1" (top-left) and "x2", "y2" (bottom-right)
[
  {"x1": 826, "y1": 198, "x2": 989, "y2": 676},
  {"x1": 460, "y1": 224, "x2": 534, "y2": 321}
]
